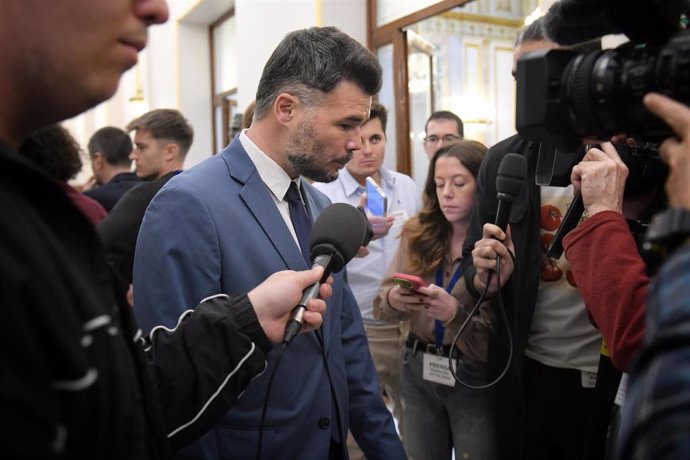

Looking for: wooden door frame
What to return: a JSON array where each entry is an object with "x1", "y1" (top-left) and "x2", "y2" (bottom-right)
[
  {"x1": 366, "y1": 0, "x2": 474, "y2": 174},
  {"x1": 209, "y1": 8, "x2": 235, "y2": 154}
]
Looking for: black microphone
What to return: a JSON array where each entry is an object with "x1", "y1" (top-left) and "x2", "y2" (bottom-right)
[
  {"x1": 495, "y1": 153, "x2": 527, "y2": 232},
  {"x1": 542, "y1": 1, "x2": 619, "y2": 46},
  {"x1": 283, "y1": 203, "x2": 368, "y2": 343}
]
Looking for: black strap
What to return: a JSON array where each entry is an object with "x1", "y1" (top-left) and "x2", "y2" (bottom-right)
[{"x1": 582, "y1": 351, "x2": 622, "y2": 460}]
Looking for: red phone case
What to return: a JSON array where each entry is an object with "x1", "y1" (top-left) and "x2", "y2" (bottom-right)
[{"x1": 392, "y1": 272, "x2": 427, "y2": 290}]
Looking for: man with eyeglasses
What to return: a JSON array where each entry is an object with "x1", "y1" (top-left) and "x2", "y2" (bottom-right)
[{"x1": 422, "y1": 110, "x2": 464, "y2": 159}]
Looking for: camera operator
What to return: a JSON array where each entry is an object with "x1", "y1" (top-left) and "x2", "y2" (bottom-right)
[
  {"x1": 560, "y1": 139, "x2": 665, "y2": 460},
  {"x1": 503, "y1": 1, "x2": 690, "y2": 458},
  {"x1": 563, "y1": 140, "x2": 660, "y2": 372},
  {"x1": 616, "y1": 93, "x2": 690, "y2": 460}
]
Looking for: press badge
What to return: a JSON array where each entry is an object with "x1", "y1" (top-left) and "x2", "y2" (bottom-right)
[
  {"x1": 422, "y1": 353, "x2": 456, "y2": 387},
  {"x1": 390, "y1": 210, "x2": 408, "y2": 229}
]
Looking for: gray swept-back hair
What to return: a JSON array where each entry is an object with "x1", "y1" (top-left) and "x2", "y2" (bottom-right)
[{"x1": 254, "y1": 26, "x2": 382, "y2": 120}]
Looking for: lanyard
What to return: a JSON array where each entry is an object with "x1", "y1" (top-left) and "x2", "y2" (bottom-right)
[{"x1": 434, "y1": 264, "x2": 463, "y2": 348}]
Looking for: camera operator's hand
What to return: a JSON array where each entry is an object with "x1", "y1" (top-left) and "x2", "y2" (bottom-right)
[
  {"x1": 644, "y1": 93, "x2": 690, "y2": 210},
  {"x1": 472, "y1": 223, "x2": 515, "y2": 296},
  {"x1": 571, "y1": 142, "x2": 628, "y2": 216}
]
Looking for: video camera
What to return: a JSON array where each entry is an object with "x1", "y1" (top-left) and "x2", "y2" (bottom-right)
[
  {"x1": 515, "y1": 0, "x2": 688, "y2": 261},
  {"x1": 516, "y1": 0, "x2": 688, "y2": 188},
  {"x1": 517, "y1": 0, "x2": 690, "y2": 148}
]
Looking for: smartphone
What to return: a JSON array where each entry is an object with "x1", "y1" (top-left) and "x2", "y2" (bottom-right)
[
  {"x1": 392, "y1": 272, "x2": 428, "y2": 290},
  {"x1": 366, "y1": 177, "x2": 387, "y2": 217}
]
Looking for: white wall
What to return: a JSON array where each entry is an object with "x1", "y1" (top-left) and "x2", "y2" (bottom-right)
[
  {"x1": 236, "y1": 0, "x2": 369, "y2": 112},
  {"x1": 235, "y1": 0, "x2": 316, "y2": 111},
  {"x1": 176, "y1": 22, "x2": 213, "y2": 167},
  {"x1": 321, "y1": 0, "x2": 367, "y2": 44}
]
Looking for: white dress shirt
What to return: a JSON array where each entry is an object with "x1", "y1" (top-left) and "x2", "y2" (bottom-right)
[{"x1": 314, "y1": 166, "x2": 421, "y2": 322}]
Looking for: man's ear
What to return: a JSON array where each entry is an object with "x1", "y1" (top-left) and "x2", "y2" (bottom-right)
[
  {"x1": 91, "y1": 152, "x2": 104, "y2": 170},
  {"x1": 274, "y1": 93, "x2": 297, "y2": 125},
  {"x1": 164, "y1": 142, "x2": 179, "y2": 161}
]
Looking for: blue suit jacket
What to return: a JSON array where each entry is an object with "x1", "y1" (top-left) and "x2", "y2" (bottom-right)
[{"x1": 133, "y1": 138, "x2": 405, "y2": 460}]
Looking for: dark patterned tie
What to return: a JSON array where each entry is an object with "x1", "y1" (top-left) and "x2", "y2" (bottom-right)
[{"x1": 285, "y1": 181, "x2": 312, "y2": 264}]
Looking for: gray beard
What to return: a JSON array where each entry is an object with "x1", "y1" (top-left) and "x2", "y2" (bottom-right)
[
  {"x1": 287, "y1": 152, "x2": 340, "y2": 183},
  {"x1": 285, "y1": 119, "x2": 343, "y2": 183}
]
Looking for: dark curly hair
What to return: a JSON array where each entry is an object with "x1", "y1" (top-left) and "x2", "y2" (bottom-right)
[{"x1": 20, "y1": 124, "x2": 84, "y2": 182}]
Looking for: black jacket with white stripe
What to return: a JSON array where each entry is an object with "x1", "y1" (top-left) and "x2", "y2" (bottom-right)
[{"x1": 0, "y1": 144, "x2": 271, "y2": 459}]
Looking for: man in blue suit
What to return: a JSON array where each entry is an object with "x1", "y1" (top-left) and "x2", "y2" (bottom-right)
[{"x1": 133, "y1": 26, "x2": 406, "y2": 460}]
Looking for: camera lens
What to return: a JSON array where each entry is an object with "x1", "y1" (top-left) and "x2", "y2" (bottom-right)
[{"x1": 561, "y1": 29, "x2": 690, "y2": 142}]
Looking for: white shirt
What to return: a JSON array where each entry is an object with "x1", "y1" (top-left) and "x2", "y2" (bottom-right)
[
  {"x1": 239, "y1": 131, "x2": 306, "y2": 251},
  {"x1": 314, "y1": 166, "x2": 421, "y2": 322},
  {"x1": 525, "y1": 185, "x2": 602, "y2": 373}
]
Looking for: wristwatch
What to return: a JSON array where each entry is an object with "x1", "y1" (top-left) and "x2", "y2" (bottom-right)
[{"x1": 645, "y1": 208, "x2": 690, "y2": 243}]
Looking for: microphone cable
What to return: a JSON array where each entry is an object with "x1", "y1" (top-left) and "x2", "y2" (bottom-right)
[
  {"x1": 448, "y1": 252, "x2": 514, "y2": 389},
  {"x1": 256, "y1": 329, "x2": 342, "y2": 460},
  {"x1": 256, "y1": 340, "x2": 288, "y2": 460},
  {"x1": 255, "y1": 202, "x2": 369, "y2": 459}
]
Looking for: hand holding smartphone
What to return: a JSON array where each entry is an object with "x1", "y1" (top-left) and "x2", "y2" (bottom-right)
[
  {"x1": 366, "y1": 177, "x2": 387, "y2": 217},
  {"x1": 392, "y1": 272, "x2": 428, "y2": 291}
]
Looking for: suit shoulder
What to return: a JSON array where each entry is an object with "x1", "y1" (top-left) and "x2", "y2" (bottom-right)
[
  {"x1": 83, "y1": 187, "x2": 104, "y2": 199},
  {"x1": 303, "y1": 181, "x2": 333, "y2": 208}
]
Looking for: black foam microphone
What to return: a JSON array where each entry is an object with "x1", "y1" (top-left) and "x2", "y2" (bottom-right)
[
  {"x1": 283, "y1": 203, "x2": 368, "y2": 343},
  {"x1": 495, "y1": 153, "x2": 528, "y2": 232},
  {"x1": 542, "y1": 0, "x2": 619, "y2": 46}
]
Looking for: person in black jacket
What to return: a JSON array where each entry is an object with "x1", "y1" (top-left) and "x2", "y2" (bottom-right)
[
  {"x1": 97, "y1": 109, "x2": 194, "y2": 305},
  {"x1": 460, "y1": 19, "x2": 602, "y2": 460},
  {"x1": 83, "y1": 126, "x2": 141, "y2": 211},
  {"x1": 98, "y1": 109, "x2": 194, "y2": 301},
  {"x1": 0, "y1": 1, "x2": 329, "y2": 459}
]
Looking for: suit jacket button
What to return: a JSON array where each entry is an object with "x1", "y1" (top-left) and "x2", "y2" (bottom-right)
[{"x1": 318, "y1": 417, "x2": 330, "y2": 429}]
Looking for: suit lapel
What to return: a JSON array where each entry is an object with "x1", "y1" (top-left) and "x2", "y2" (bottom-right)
[
  {"x1": 221, "y1": 141, "x2": 308, "y2": 271},
  {"x1": 222, "y1": 141, "x2": 330, "y2": 351}
]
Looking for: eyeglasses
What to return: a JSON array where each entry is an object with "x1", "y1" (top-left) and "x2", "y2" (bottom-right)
[{"x1": 423, "y1": 134, "x2": 460, "y2": 144}]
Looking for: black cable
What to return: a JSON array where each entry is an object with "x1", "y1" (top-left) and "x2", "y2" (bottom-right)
[
  {"x1": 314, "y1": 330, "x2": 343, "y2": 443},
  {"x1": 256, "y1": 329, "x2": 337, "y2": 459},
  {"x1": 256, "y1": 341, "x2": 288, "y2": 460},
  {"x1": 448, "y1": 254, "x2": 513, "y2": 389}
]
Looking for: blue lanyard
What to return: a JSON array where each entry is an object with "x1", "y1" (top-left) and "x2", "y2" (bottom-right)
[{"x1": 434, "y1": 264, "x2": 463, "y2": 348}]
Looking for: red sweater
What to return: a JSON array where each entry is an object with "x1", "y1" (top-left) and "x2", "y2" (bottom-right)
[{"x1": 563, "y1": 211, "x2": 648, "y2": 371}]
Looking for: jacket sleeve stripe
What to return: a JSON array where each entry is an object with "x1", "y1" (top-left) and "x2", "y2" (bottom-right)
[{"x1": 165, "y1": 342, "x2": 258, "y2": 439}]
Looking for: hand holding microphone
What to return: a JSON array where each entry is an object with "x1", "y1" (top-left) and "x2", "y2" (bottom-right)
[
  {"x1": 283, "y1": 203, "x2": 370, "y2": 343},
  {"x1": 472, "y1": 153, "x2": 526, "y2": 295},
  {"x1": 472, "y1": 224, "x2": 516, "y2": 295},
  {"x1": 247, "y1": 267, "x2": 333, "y2": 343}
]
